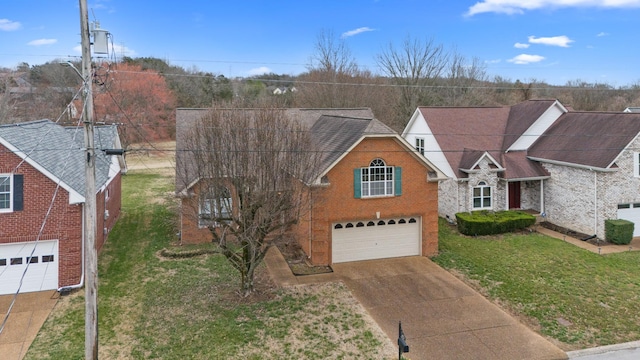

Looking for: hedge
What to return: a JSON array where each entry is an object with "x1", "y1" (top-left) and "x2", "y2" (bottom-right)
[
  {"x1": 605, "y1": 219, "x2": 634, "y2": 245},
  {"x1": 455, "y1": 210, "x2": 536, "y2": 236}
]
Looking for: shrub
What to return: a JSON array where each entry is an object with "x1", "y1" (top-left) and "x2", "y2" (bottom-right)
[
  {"x1": 455, "y1": 210, "x2": 536, "y2": 236},
  {"x1": 605, "y1": 219, "x2": 634, "y2": 245}
]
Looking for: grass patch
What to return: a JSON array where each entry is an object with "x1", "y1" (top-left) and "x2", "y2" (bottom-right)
[
  {"x1": 26, "y1": 171, "x2": 395, "y2": 359},
  {"x1": 433, "y1": 219, "x2": 640, "y2": 350}
]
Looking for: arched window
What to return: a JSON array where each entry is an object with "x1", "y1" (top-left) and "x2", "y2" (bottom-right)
[
  {"x1": 361, "y1": 158, "x2": 394, "y2": 197},
  {"x1": 473, "y1": 181, "x2": 492, "y2": 209}
]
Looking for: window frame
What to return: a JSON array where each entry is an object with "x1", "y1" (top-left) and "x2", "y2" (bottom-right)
[
  {"x1": 199, "y1": 187, "x2": 233, "y2": 227},
  {"x1": 361, "y1": 158, "x2": 394, "y2": 198},
  {"x1": 472, "y1": 181, "x2": 492, "y2": 210},
  {"x1": 415, "y1": 137, "x2": 425, "y2": 156},
  {"x1": 634, "y1": 152, "x2": 640, "y2": 178},
  {"x1": 0, "y1": 174, "x2": 13, "y2": 212}
]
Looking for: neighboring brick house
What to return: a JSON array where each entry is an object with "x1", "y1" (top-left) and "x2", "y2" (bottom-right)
[
  {"x1": 175, "y1": 108, "x2": 446, "y2": 265},
  {"x1": 0, "y1": 120, "x2": 125, "y2": 295},
  {"x1": 402, "y1": 99, "x2": 640, "y2": 240}
]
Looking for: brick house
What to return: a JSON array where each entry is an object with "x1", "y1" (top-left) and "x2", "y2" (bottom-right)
[
  {"x1": 175, "y1": 108, "x2": 446, "y2": 265},
  {"x1": 0, "y1": 120, "x2": 125, "y2": 295},
  {"x1": 402, "y1": 99, "x2": 640, "y2": 240}
]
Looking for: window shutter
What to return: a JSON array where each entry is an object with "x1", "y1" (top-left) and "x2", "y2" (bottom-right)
[
  {"x1": 353, "y1": 168, "x2": 361, "y2": 198},
  {"x1": 394, "y1": 167, "x2": 402, "y2": 196},
  {"x1": 13, "y1": 174, "x2": 23, "y2": 211}
]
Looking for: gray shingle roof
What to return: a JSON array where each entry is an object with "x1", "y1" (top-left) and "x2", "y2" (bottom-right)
[
  {"x1": 175, "y1": 108, "x2": 393, "y2": 192},
  {"x1": 0, "y1": 119, "x2": 122, "y2": 197}
]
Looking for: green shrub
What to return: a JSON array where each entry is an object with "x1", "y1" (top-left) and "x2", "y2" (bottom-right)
[
  {"x1": 455, "y1": 210, "x2": 536, "y2": 236},
  {"x1": 605, "y1": 219, "x2": 634, "y2": 245}
]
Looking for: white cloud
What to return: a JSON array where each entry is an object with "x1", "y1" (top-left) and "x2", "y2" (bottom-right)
[
  {"x1": 514, "y1": 42, "x2": 530, "y2": 49},
  {"x1": 247, "y1": 66, "x2": 271, "y2": 76},
  {"x1": 0, "y1": 19, "x2": 21, "y2": 31},
  {"x1": 508, "y1": 54, "x2": 545, "y2": 64},
  {"x1": 528, "y1": 35, "x2": 573, "y2": 47},
  {"x1": 486, "y1": 59, "x2": 502, "y2": 64},
  {"x1": 341, "y1": 27, "x2": 375, "y2": 38},
  {"x1": 28, "y1": 38, "x2": 57, "y2": 46},
  {"x1": 597, "y1": 32, "x2": 609, "y2": 37},
  {"x1": 466, "y1": 0, "x2": 640, "y2": 16}
]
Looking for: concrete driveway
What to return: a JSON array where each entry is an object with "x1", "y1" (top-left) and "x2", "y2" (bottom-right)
[
  {"x1": 266, "y1": 248, "x2": 567, "y2": 360},
  {"x1": 332, "y1": 257, "x2": 567, "y2": 360},
  {"x1": 0, "y1": 290, "x2": 58, "y2": 360}
]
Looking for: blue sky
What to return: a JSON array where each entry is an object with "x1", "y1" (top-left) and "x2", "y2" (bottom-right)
[{"x1": 2, "y1": 0, "x2": 640, "y2": 86}]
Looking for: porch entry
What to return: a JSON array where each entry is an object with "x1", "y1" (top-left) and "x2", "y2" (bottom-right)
[{"x1": 508, "y1": 181, "x2": 521, "y2": 209}]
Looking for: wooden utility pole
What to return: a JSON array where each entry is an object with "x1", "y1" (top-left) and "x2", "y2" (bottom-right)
[{"x1": 78, "y1": 0, "x2": 98, "y2": 358}]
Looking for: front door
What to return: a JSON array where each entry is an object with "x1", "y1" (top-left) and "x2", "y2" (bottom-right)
[{"x1": 508, "y1": 181, "x2": 521, "y2": 209}]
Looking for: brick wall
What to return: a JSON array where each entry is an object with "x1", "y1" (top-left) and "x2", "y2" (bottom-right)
[
  {"x1": 292, "y1": 137, "x2": 439, "y2": 265},
  {"x1": 0, "y1": 145, "x2": 123, "y2": 289}
]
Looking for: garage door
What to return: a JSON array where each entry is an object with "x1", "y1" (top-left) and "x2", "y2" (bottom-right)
[
  {"x1": 332, "y1": 217, "x2": 420, "y2": 263},
  {"x1": 617, "y1": 203, "x2": 640, "y2": 237},
  {"x1": 0, "y1": 240, "x2": 58, "y2": 295}
]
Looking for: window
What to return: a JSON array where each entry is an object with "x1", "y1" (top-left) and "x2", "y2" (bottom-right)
[
  {"x1": 42, "y1": 255, "x2": 55, "y2": 262},
  {"x1": 199, "y1": 187, "x2": 233, "y2": 227},
  {"x1": 635, "y1": 152, "x2": 640, "y2": 177},
  {"x1": 0, "y1": 175, "x2": 11, "y2": 211},
  {"x1": 361, "y1": 159, "x2": 394, "y2": 197},
  {"x1": 473, "y1": 181, "x2": 492, "y2": 209},
  {"x1": 415, "y1": 137, "x2": 425, "y2": 155}
]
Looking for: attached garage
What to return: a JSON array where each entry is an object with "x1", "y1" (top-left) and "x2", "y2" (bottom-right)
[
  {"x1": 0, "y1": 240, "x2": 59, "y2": 295},
  {"x1": 332, "y1": 217, "x2": 421, "y2": 263},
  {"x1": 617, "y1": 203, "x2": 640, "y2": 237}
]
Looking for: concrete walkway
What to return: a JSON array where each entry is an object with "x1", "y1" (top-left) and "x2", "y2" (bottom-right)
[
  {"x1": 0, "y1": 290, "x2": 58, "y2": 360},
  {"x1": 265, "y1": 248, "x2": 567, "y2": 360}
]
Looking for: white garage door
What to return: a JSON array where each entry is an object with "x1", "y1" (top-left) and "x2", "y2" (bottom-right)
[
  {"x1": 617, "y1": 203, "x2": 640, "y2": 237},
  {"x1": 0, "y1": 240, "x2": 59, "y2": 295},
  {"x1": 332, "y1": 217, "x2": 421, "y2": 263}
]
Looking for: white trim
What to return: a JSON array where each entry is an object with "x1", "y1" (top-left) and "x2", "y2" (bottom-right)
[
  {"x1": 0, "y1": 137, "x2": 84, "y2": 204},
  {"x1": 507, "y1": 100, "x2": 567, "y2": 152},
  {"x1": 472, "y1": 181, "x2": 492, "y2": 210},
  {"x1": 528, "y1": 157, "x2": 618, "y2": 172},
  {"x1": 634, "y1": 152, "x2": 640, "y2": 178},
  {"x1": 461, "y1": 152, "x2": 504, "y2": 173},
  {"x1": 0, "y1": 173, "x2": 13, "y2": 212}
]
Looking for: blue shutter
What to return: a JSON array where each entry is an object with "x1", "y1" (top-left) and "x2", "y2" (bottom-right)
[
  {"x1": 353, "y1": 168, "x2": 361, "y2": 198},
  {"x1": 394, "y1": 167, "x2": 402, "y2": 196},
  {"x1": 13, "y1": 174, "x2": 23, "y2": 211}
]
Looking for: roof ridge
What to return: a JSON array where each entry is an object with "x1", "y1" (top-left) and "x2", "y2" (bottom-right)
[{"x1": 0, "y1": 119, "x2": 52, "y2": 128}]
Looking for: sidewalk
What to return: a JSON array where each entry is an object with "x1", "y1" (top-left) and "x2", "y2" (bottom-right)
[{"x1": 535, "y1": 226, "x2": 640, "y2": 255}]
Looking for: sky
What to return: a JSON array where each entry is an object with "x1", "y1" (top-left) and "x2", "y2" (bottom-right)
[{"x1": 2, "y1": 0, "x2": 640, "y2": 86}]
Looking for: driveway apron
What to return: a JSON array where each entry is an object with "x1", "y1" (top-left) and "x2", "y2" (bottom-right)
[{"x1": 331, "y1": 256, "x2": 567, "y2": 360}]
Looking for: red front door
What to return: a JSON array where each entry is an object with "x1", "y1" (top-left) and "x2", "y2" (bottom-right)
[{"x1": 508, "y1": 181, "x2": 521, "y2": 209}]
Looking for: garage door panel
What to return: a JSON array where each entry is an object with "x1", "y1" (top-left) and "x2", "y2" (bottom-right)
[
  {"x1": 617, "y1": 206, "x2": 640, "y2": 237},
  {"x1": 0, "y1": 240, "x2": 59, "y2": 295},
  {"x1": 332, "y1": 218, "x2": 420, "y2": 263}
]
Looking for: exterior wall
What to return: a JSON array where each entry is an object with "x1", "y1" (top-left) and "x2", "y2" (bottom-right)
[
  {"x1": 437, "y1": 178, "x2": 460, "y2": 220},
  {"x1": 292, "y1": 137, "x2": 439, "y2": 265},
  {"x1": 521, "y1": 180, "x2": 541, "y2": 212},
  {"x1": 0, "y1": 148, "x2": 82, "y2": 289},
  {"x1": 0, "y1": 145, "x2": 122, "y2": 289},
  {"x1": 543, "y1": 136, "x2": 640, "y2": 239},
  {"x1": 179, "y1": 182, "x2": 214, "y2": 244}
]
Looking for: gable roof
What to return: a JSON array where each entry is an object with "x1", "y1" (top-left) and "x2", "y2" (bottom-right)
[
  {"x1": 0, "y1": 120, "x2": 123, "y2": 203},
  {"x1": 502, "y1": 99, "x2": 560, "y2": 150},
  {"x1": 528, "y1": 111, "x2": 640, "y2": 169},
  {"x1": 175, "y1": 108, "x2": 445, "y2": 193}
]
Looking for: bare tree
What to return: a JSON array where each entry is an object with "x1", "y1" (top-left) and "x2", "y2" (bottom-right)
[
  {"x1": 376, "y1": 36, "x2": 449, "y2": 127},
  {"x1": 443, "y1": 52, "x2": 489, "y2": 106},
  {"x1": 179, "y1": 104, "x2": 320, "y2": 296}
]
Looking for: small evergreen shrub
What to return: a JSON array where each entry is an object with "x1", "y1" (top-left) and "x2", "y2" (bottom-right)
[
  {"x1": 455, "y1": 210, "x2": 536, "y2": 236},
  {"x1": 605, "y1": 219, "x2": 634, "y2": 245}
]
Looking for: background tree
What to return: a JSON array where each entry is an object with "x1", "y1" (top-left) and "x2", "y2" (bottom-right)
[
  {"x1": 93, "y1": 62, "x2": 176, "y2": 146},
  {"x1": 376, "y1": 35, "x2": 449, "y2": 128},
  {"x1": 179, "y1": 103, "x2": 320, "y2": 296}
]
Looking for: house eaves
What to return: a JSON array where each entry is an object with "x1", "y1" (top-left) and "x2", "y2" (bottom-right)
[
  {"x1": 527, "y1": 156, "x2": 618, "y2": 173},
  {"x1": 0, "y1": 137, "x2": 85, "y2": 204}
]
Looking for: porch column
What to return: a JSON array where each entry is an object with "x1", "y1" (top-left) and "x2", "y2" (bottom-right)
[{"x1": 505, "y1": 180, "x2": 509, "y2": 211}]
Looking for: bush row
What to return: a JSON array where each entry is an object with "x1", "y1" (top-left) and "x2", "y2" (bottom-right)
[{"x1": 455, "y1": 210, "x2": 536, "y2": 236}]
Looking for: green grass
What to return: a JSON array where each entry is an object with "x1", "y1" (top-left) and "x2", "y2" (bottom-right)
[
  {"x1": 25, "y1": 172, "x2": 394, "y2": 359},
  {"x1": 433, "y1": 219, "x2": 640, "y2": 349}
]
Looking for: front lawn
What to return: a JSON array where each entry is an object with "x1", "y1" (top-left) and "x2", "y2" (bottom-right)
[
  {"x1": 433, "y1": 219, "x2": 640, "y2": 350},
  {"x1": 26, "y1": 172, "x2": 395, "y2": 359}
]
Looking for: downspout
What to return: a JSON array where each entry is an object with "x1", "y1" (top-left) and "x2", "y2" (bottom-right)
[
  {"x1": 58, "y1": 203, "x2": 85, "y2": 293},
  {"x1": 540, "y1": 179, "x2": 545, "y2": 215},
  {"x1": 308, "y1": 188, "x2": 312, "y2": 260},
  {"x1": 594, "y1": 171, "x2": 598, "y2": 236}
]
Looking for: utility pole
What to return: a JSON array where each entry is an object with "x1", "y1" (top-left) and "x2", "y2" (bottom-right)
[{"x1": 78, "y1": 0, "x2": 98, "y2": 358}]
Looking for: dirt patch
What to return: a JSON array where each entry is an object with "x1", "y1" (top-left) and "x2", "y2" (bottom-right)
[
  {"x1": 539, "y1": 221, "x2": 609, "y2": 246},
  {"x1": 272, "y1": 235, "x2": 333, "y2": 276}
]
